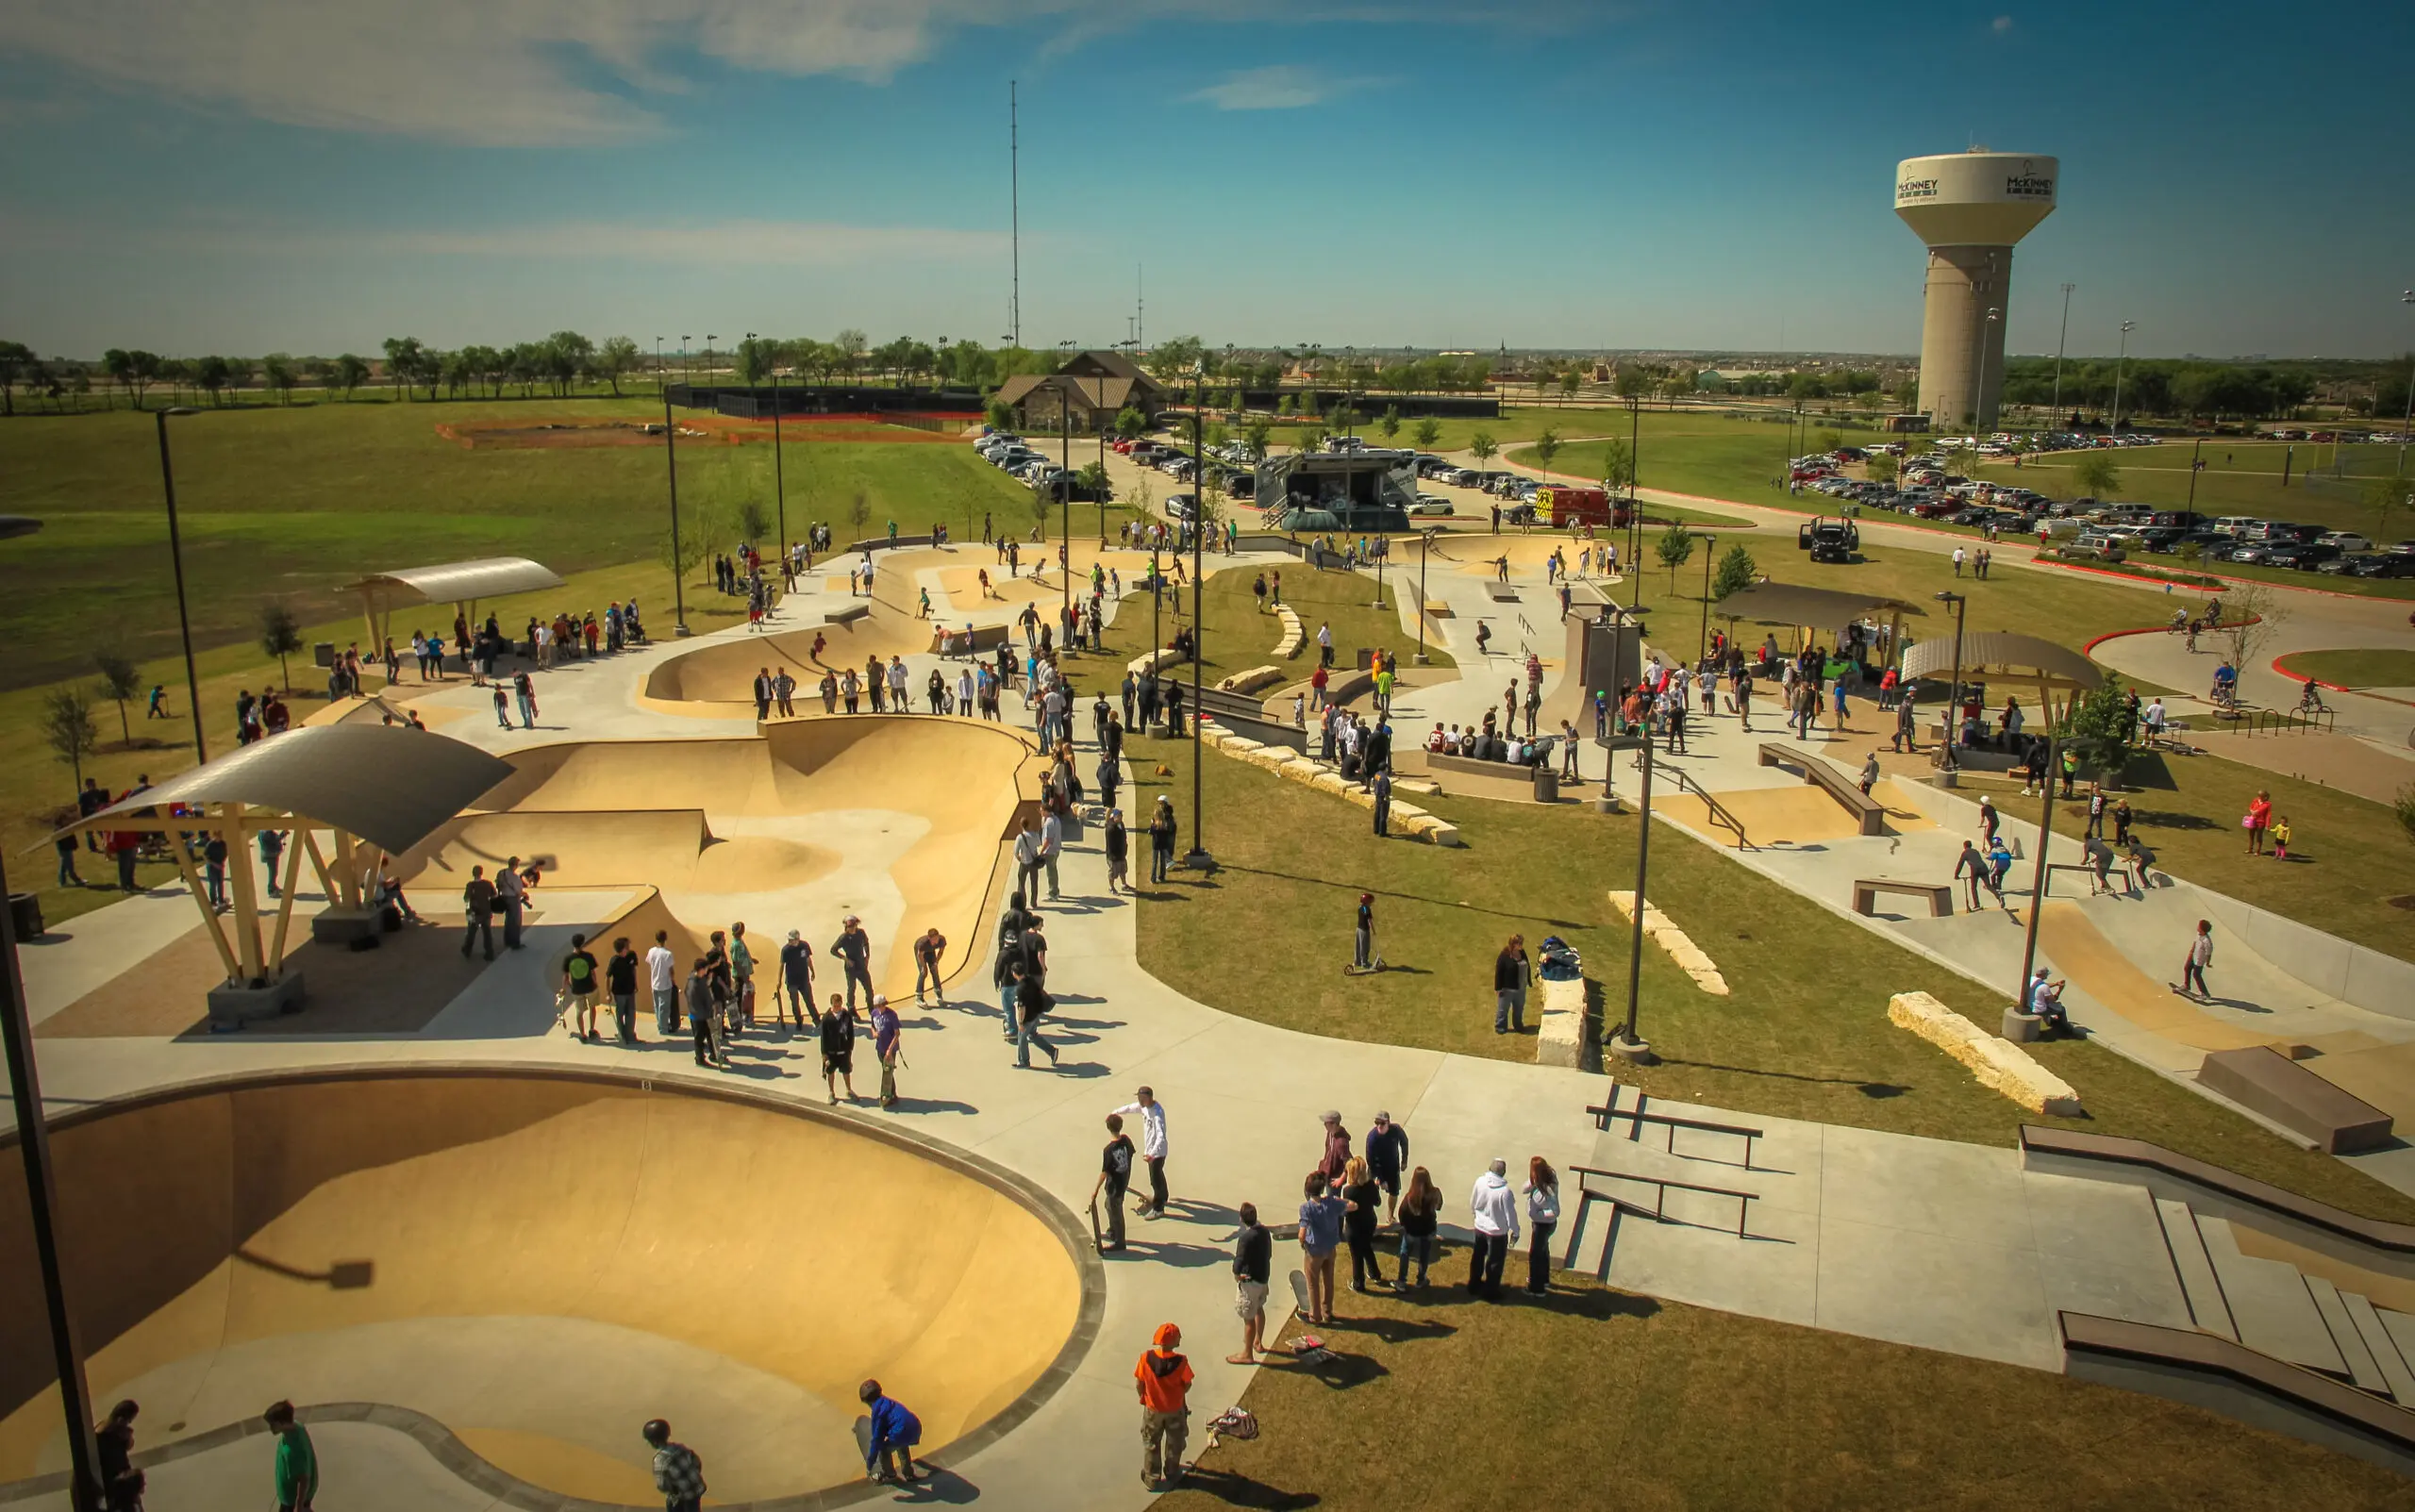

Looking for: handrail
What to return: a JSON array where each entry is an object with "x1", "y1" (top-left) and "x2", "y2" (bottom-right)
[
  {"x1": 1571, "y1": 1162, "x2": 1757, "y2": 1238},
  {"x1": 1663, "y1": 763, "x2": 1753, "y2": 849},
  {"x1": 1586, "y1": 1103, "x2": 1764, "y2": 1170}
]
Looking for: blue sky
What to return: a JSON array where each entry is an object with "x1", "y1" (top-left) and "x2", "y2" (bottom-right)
[{"x1": 2, "y1": 1, "x2": 2408, "y2": 362}]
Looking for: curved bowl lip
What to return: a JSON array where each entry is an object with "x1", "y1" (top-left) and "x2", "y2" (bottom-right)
[{"x1": 2, "y1": 1060, "x2": 1108, "y2": 1512}]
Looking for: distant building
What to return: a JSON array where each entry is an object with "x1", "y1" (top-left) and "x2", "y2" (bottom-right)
[{"x1": 992, "y1": 350, "x2": 1173, "y2": 431}]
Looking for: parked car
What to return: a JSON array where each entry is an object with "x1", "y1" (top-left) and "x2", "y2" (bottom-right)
[
  {"x1": 2320, "y1": 531, "x2": 2373, "y2": 553},
  {"x1": 1408, "y1": 495, "x2": 1456, "y2": 516},
  {"x1": 2262, "y1": 541, "x2": 2340, "y2": 570},
  {"x1": 2346, "y1": 554, "x2": 2415, "y2": 578}
]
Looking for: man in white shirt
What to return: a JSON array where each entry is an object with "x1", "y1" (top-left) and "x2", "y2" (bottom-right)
[
  {"x1": 1316, "y1": 622, "x2": 1334, "y2": 668},
  {"x1": 1039, "y1": 811, "x2": 1064, "y2": 901},
  {"x1": 1467, "y1": 1158, "x2": 1520, "y2": 1300},
  {"x1": 646, "y1": 932, "x2": 679, "y2": 1035},
  {"x1": 1109, "y1": 1087, "x2": 1170, "y2": 1218}
]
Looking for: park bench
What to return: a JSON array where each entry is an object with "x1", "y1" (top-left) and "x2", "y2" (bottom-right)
[
  {"x1": 1852, "y1": 877, "x2": 1953, "y2": 917},
  {"x1": 1758, "y1": 742, "x2": 1886, "y2": 836},
  {"x1": 2198, "y1": 1046, "x2": 2392, "y2": 1155}
]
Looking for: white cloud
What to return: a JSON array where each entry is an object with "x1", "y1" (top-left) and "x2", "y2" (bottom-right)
[
  {"x1": 1187, "y1": 64, "x2": 1372, "y2": 111},
  {"x1": 1992, "y1": 14, "x2": 2014, "y2": 32}
]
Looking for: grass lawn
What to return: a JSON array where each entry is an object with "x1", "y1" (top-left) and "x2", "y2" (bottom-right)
[
  {"x1": 1968, "y1": 440, "x2": 2409, "y2": 537},
  {"x1": 2278, "y1": 647, "x2": 2415, "y2": 689},
  {"x1": 0, "y1": 399, "x2": 1044, "y2": 689},
  {"x1": 1160, "y1": 1270, "x2": 2411, "y2": 1511}
]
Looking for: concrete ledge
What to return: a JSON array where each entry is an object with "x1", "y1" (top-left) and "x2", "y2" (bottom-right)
[
  {"x1": 1605, "y1": 890, "x2": 1729, "y2": 995},
  {"x1": 1274, "y1": 606, "x2": 1305, "y2": 658},
  {"x1": 207, "y1": 971, "x2": 308, "y2": 1022},
  {"x1": 2199, "y1": 1046, "x2": 2392, "y2": 1155},
  {"x1": 1217, "y1": 665, "x2": 1286, "y2": 694},
  {"x1": 1889, "y1": 989, "x2": 2082, "y2": 1117},
  {"x1": 1535, "y1": 975, "x2": 1593, "y2": 1069},
  {"x1": 1198, "y1": 721, "x2": 1458, "y2": 845}
]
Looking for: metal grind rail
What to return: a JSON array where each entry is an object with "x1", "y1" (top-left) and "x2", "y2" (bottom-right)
[
  {"x1": 1586, "y1": 1103, "x2": 1766, "y2": 1171},
  {"x1": 1570, "y1": 1162, "x2": 1760, "y2": 1240}
]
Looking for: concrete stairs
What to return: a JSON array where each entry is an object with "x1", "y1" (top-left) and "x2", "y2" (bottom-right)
[{"x1": 2154, "y1": 1195, "x2": 2415, "y2": 1406}]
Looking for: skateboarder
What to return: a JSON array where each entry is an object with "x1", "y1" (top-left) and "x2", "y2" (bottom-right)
[{"x1": 2180, "y1": 919, "x2": 2214, "y2": 1000}]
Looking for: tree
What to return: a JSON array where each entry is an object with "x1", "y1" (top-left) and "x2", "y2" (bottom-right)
[
  {"x1": 2071, "y1": 451, "x2": 2122, "y2": 500},
  {"x1": 1296, "y1": 423, "x2": 1327, "y2": 455},
  {"x1": 195, "y1": 355, "x2": 231, "y2": 407},
  {"x1": 735, "y1": 336, "x2": 775, "y2": 387},
  {"x1": 835, "y1": 329, "x2": 869, "y2": 386},
  {"x1": 660, "y1": 519, "x2": 711, "y2": 586},
  {"x1": 1412, "y1": 417, "x2": 1441, "y2": 450},
  {"x1": 1656, "y1": 522, "x2": 1695, "y2": 590},
  {"x1": 2064, "y1": 681, "x2": 2136, "y2": 788},
  {"x1": 735, "y1": 497, "x2": 773, "y2": 546},
  {"x1": 1562, "y1": 371, "x2": 1584, "y2": 403},
  {"x1": 596, "y1": 336, "x2": 641, "y2": 396},
  {"x1": 0, "y1": 340, "x2": 32, "y2": 415},
  {"x1": 102, "y1": 347, "x2": 134, "y2": 409},
  {"x1": 1076, "y1": 459, "x2": 1111, "y2": 503},
  {"x1": 1378, "y1": 405, "x2": 1401, "y2": 440},
  {"x1": 42, "y1": 688, "x2": 99, "y2": 788},
  {"x1": 92, "y1": 649, "x2": 141, "y2": 744},
  {"x1": 2220, "y1": 583, "x2": 2289, "y2": 675},
  {"x1": 333, "y1": 353, "x2": 369, "y2": 401},
  {"x1": 258, "y1": 601, "x2": 303, "y2": 692},
  {"x1": 1243, "y1": 417, "x2": 1273, "y2": 457},
  {"x1": 1114, "y1": 407, "x2": 1148, "y2": 440},
  {"x1": 848, "y1": 488, "x2": 872, "y2": 536},
  {"x1": 1469, "y1": 429, "x2": 1498, "y2": 471},
  {"x1": 381, "y1": 338, "x2": 425, "y2": 400},
  {"x1": 1867, "y1": 453, "x2": 1898, "y2": 486},
  {"x1": 1614, "y1": 368, "x2": 1653, "y2": 405},
  {"x1": 1598, "y1": 437, "x2": 1634, "y2": 490},
  {"x1": 262, "y1": 352, "x2": 297, "y2": 405},
  {"x1": 2362, "y1": 474, "x2": 2413, "y2": 544},
  {"x1": 1147, "y1": 335, "x2": 1207, "y2": 383},
  {"x1": 986, "y1": 396, "x2": 1015, "y2": 432},
  {"x1": 1711, "y1": 540, "x2": 1757, "y2": 600},
  {"x1": 1533, "y1": 428, "x2": 1562, "y2": 474},
  {"x1": 2395, "y1": 783, "x2": 2415, "y2": 850}
]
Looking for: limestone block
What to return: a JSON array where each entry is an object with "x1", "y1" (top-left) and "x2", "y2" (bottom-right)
[
  {"x1": 1429, "y1": 822, "x2": 1462, "y2": 846},
  {"x1": 1535, "y1": 975, "x2": 1592, "y2": 1069},
  {"x1": 1218, "y1": 666, "x2": 1285, "y2": 694},
  {"x1": 1889, "y1": 991, "x2": 2081, "y2": 1117},
  {"x1": 1309, "y1": 771, "x2": 1351, "y2": 795},
  {"x1": 1605, "y1": 891, "x2": 1729, "y2": 994}
]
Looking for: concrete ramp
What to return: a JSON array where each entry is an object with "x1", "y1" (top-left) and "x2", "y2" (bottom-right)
[{"x1": 401, "y1": 809, "x2": 841, "y2": 896}]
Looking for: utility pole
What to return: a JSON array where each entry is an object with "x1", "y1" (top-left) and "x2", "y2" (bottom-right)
[
  {"x1": 1009, "y1": 82, "x2": 1021, "y2": 349},
  {"x1": 2050, "y1": 283, "x2": 2075, "y2": 422},
  {"x1": 2110, "y1": 321, "x2": 2135, "y2": 435}
]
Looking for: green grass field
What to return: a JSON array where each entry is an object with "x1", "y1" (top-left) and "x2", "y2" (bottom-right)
[
  {"x1": 0, "y1": 399, "x2": 1041, "y2": 689},
  {"x1": 2276, "y1": 647, "x2": 2415, "y2": 689}
]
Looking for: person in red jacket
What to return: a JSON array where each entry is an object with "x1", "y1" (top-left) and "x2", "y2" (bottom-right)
[{"x1": 1135, "y1": 1322, "x2": 1193, "y2": 1490}]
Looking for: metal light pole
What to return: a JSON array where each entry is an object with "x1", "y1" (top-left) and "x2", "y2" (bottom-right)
[
  {"x1": 664, "y1": 390, "x2": 690, "y2": 635},
  {"x1": 654, "y1": 337, "x2": 663, "y2": 384},
  {"x1": 0, "y1": 516, "x2": 104, "y2": 1512},
  {"x1": 1415, "y1": 528, "x2": 1433, "y2": 664},
  {"x1": 2397, "y1": 292, "x2": 2414, "y2": 479},
  {"x1": 2187, "y1": 438, "x2": 2204, "y2": 512},
  {"x1": 2109, "y1": 321, "x2": 2135, "y2": 435},
  {"x1": 766, "y1": 345, "x2": 787, "y2": 557},
  {"x1": 1183, "y1": 382, "x2": 1212, "y2": 872},
  {"x1": 1696, "y1": 534, "x2": 1715, "y2": 663},
  {"x1": 1059, "y1": 382, "x2": 1072, "y2": 642},
  {"x1": 2015, "y1": 735, "x2": 2059, "y2": 996},
  {"x1": 1934, "y1": 590, "x2": 1967, "y2": 780},
  {"x1": 680, "y1": 336, "x2": 691, "y2": 385},
  {"x1": 1979, "y1": 307, "x2": 2001, "y2": 432},
  {"x1": 2051, "y1": 283, "x2": 2075, "y2": 422},
  {"x1": 154, "y1": 407, "x2": 208, "y2": 762},
  {"x1": 1606, "y1": 732, "x2": 1657, "y2": 1064}
]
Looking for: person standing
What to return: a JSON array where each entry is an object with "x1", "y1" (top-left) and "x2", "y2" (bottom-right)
[
  {"x1": 1013, "y1": 816, "x2": 1045, "y2": 905},
  {"x1": 2182, "y1": 918, "x2": 2214, "y2": 1000},
  {"x1": 776, "y1": 929, "x2": 816, "y2": 1032},
  {"x1": 1039, "y1": 807, "x2": 1064, "y2": 902},
  {"x1": 871, "y1": 994, "x2": 903, "y2": 1109},
  {"x1": 856, "y1": 1381, "x2": 923, "y2": 1487},
  {"x1": 911, "y1": 927, "x2": 948, "y2": 1006},
  {"x1": 1467, "y1": 1158, "x2": 1519, "y2": 1301},
  {"x1": 647, "y1": 930, "x2": 678, "y2": 1036},
  {"x1": 606, "y1": 936, "x2": 641, "y2": 1044},
  {"x1": 496, "y1": 857, "x2": 526, "y2": 950},
  {"x1": 821, "y1": 995, "x2": 859, "y2": 1104},
  {"x1": 643, "y1": 1419, "x2": 707, "y2": 1512},
  {"x1": 1092, "y1": 1114, "x2": 1135, "y2": 1253},
  {"x1": 1371, "y1": 769, "x2": 1392, "y2": 837},
  {"x1": 460, "y1": 866, "x2": 497, "y2": 961},
  {"x1": 1111, "y1": 1087, "x2": 1170, "y2": 1218},
  {"x1": 1953, "y1": 840, "x2": 1987, "y2": 913},
  {"x1": 1394, "y1": 1167, "x2": 1442, "y2": 1291},
  {"x1": 831, "y1": 915, "x2": 874, "y2": 1008},
  {"x1": 1493, "y1": 935, "x2": 1531, "y2": 1035},
  {"x1": 95, "y1": 1399, "x2": 143, "y2": 1512},
  {"x1": 1354, "y1": 893, "x2": 1376, "y2": 972},
  {"x1": 686, "y1": 959, "x2": 723, "y2": 1068},
  {"x1": 2244, "y1": 788, "x2": 2273, "y2": 856},
  {"x1": 1103, "y1": 808, "x2": 1130, "y2": 894},
  {"x1": 563, "y1": 933, "x2": 601, "y2": 1040},
  {"x1": 726, "y1": 921, "x2": 758, "y2": 1034},
  {"x1": 264, "y1": 1401, "x2": 317, "y2": 1512},
  {"x1": 1148, "y1": 797, "x2": 1177, "y2": 885},
  {"x1": 1524, "y1": 1157, "x2": 1561, "y2": 1295},
  {"x1": 1135, "y1": 1322, "x2": 1194, "y2": 1492},
  {"x1": 1365, "y1": 1112, "x2": 1408, "y2": 1224},
  {"x1": 1340, "y1": 1155, "x2": 1383, "y2": 1295},
  {"x1": 1296, "y1": 1171, "x2": 1344, "y2": 1326}
]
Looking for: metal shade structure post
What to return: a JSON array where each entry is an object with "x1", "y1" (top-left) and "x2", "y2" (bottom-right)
[
  {"x1": 2015, "y1": 735, "x2": 2059, "y2": 1003},
  {"x1": 1060, "y1": 384, "x2": 1072, "y2": 644},
  {"x1": 1696, "y1": 534, "x2": 1715, "y2": 662},
  {"x1": 154, "y1": 407, "x2": 208, "y2": 763},
  {"x1": 1415, "y1": 530, "x2": 1432, "y2": 664},
  {"x1": 1182, "y1": 379, "x2": 1212, "y2": 872},
  {"x1": 664, "y1": 390, "x2": 690, "y2": 635},
  {"x1": 0, "y1": 515, "x2": 103, "y2": 1512},
  {"x1": 1934, "y1": 590, "x2": 1968, "y2": 779},
  {"x1": 1604, "y1": 732, "x2": 1657, "y2": 1064}
]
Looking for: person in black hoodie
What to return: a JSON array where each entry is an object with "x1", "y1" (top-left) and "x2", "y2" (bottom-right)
[
  {"x1": 1229, "y1": 1205, "x2": 1272, "y2": 1364},
  {"x1": 1103, "y1": 809, "x2": 1130, "y2": 894}
]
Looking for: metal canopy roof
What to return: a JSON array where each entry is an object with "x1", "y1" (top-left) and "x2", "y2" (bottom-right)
[
  {"x1": 1714, "y1": 582, "x2": 1917, "y2": 631},
  {"x1": 62, "y1": 723, "x2": 511, "y2": 855},
  {"x1": 1900, "y1": 630, "x2": 2104, "y2": 691},
  {"x1": 343, "y1": 556, "x2": 563, "y2": 606}
]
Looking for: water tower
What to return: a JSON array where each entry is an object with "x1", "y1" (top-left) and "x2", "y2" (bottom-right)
[{"x1": 1894, "y1": 151, "x2": 2057, "y2": 431}]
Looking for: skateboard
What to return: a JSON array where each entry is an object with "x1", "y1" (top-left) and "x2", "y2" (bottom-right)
[{"x1": 1087, "y1": 1197, "x2": 1104, "y2": 1254}]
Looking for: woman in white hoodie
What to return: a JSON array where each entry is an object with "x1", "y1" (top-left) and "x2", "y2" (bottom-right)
[
  {"x1": 1524, "y1": 1157, "x2": 1562, "y2": 1296},
  {"x1": 1466, "y1": 1159, "x2": 1519, "y2": 1300}
]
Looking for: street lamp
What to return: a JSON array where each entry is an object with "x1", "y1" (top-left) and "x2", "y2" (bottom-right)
[
  {"x1": 1415, "y1": 527, "x2": 1435, "y2": 664},
  {"x1": 1058, "y1": 379, "x2": 1073, "y2": 643},
  {"x1": 1603, "y1": 731, "x2": 1658, "y2": 1065},
  {"x1": 680, "y1": 336, "x2": 691, "y2": 385},
  {"x1": 154, "y1": 407, "x2": 208, "y2": 762},
  {"x1": 0, "y1": 518, "x2": 106, "y2": 1512},
  {"x1": 2051, "y1": 284, "x2": 2075, "y2": 422},
  {"x1": 1934, "y1": 590, "x2": 1968, "y2": 780},
  {"x1": 2015, "y1": 735, "x2": 2061, "y2": 1005},
  {"x1": 1979, "y1": 307, "x2": 2001, "y2": 433},
  {"x1": 1695, "y1": 534, "x2": 1715, "y2": 663},
  {"x1": 2398, "y1": 292, "x2": 2414, "y2": 480},
  {"x1": 753, "y1": 334, "x2": 788, "y2": 560},
  {"x1": 1183, "y1": 371, "x2": 1213, "y2": 873},
  {"x1": 664, "y1": 389, "x2": 691, "y2": 636},
  {"x1": 2109, "y1": 320, "x2": 2136, "y2": 435}
]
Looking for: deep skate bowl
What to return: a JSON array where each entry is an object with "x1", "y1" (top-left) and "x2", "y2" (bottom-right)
[
  {"x1": 0, "y1": 1069, "x2": 1096, "y2": 1506},
  {"x1": 396, "y1": 718, "x2": 1038, "y2": 997}
]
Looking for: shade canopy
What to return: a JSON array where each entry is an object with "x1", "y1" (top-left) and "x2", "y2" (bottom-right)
[
  {"x1": 1900, "y1": 630, "x2": 2104, "y2": 693},
  {"x1": 63, "y1": 723, "x2": 510, "y2": 856},
  {"x1": 341, "y1": 556, "x2": 563, "y2": 607},
  {"x1": 1715, "y1": 582, "x2": 1917, "y2": 631}
]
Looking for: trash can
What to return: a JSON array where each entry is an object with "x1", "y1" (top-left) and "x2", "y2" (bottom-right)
[
  {"x1": 8, "y1": 891, "x2": 43, "y2": 942},
  {"x1": 313, "y1": 641, "x2": 337, "y2": 669},
  {"x1": 1531, "y1": 766, "x2": 1559, "y2": 804}
]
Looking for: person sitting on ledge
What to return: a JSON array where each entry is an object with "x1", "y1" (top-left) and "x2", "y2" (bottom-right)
[{"x1": 1428, "y1": 723, "x2": 1451, "y2": 753}]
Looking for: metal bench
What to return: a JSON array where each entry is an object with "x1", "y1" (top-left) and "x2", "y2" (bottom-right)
[{"x1": 1852, "y1": 877, "x2": 1954, "y2": 917}]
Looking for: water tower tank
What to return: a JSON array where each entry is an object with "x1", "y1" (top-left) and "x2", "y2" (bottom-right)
[{"x1": 1894, "y1": 151, "x2": 2057, "y2": 431}]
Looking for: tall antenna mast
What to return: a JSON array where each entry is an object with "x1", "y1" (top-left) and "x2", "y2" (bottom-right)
[
  {"x1": 1136, "y1": 263, "x2": 1144, "y2": 354},
  {"x1": 1009, "y1": 81, "x2": 1021, "y2": 348}
]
